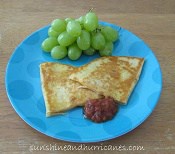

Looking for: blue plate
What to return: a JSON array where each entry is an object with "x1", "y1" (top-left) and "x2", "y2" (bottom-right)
[{"x1": 5, "y1": 21, "x2": 162, "y2": 143}]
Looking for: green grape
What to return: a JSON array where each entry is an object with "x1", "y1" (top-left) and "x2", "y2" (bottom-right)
[
  {"x1": 99, "y1": 49, "x2": 112, "y2": 57},
  {"x1": 101, "y1": 26, "x2": 119, "y2": 42},
  {"x1": 98, "y1": 24, "x2": 104, "y2": 30},
  {"x1": 67, "y1": 20, "x2": 81, "y2": 37},
  {"x1": 48, "y1": 27, "x2": 60, "y2": 37},
  {"x1": 51, "y1": 46, "x2": 68, "y2": 59},
  {"x1": 84, "y1": 12, "x2": 98, "y2": 31},
  {"x1": 41, "y1": 37, "x2": 58, "y2": 52},
  {"x1": 83, "y1": 47, "x2": 96, "y2": 56},
  {"x1": 65, "y1": 18, "x2": 74, "y2": 23},
  {"x1": 76, "y1": 16, "x2": 84, "y2": 23},
  {"x1": 91, "y1": 32, "x2": 106, "y2": 50},
  {"x1": 105, "y1": 41, "x2": 114, "y2": 51},
  {"x1": 77, "y1": 30, "x2": 90, "y2": 50},
  {"x1": 51, "y1": 19, "x2": 66, "y2": 34},
  {"x1": 58, "y1": 31, "x2": 76, "y2": 47},
  {"x1": 76, "y1": 16, "x2": 85, "y2": 28},
  {"x1": 99, "y1": 41, "x2": 113, "y2": 57},
  {"x1": 68, "y1": 43, "x2": 82, "y2": 60}
]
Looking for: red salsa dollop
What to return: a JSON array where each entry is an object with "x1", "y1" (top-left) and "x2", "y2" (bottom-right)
[{"x1": 83, "y1": 97, "x2": 118, "y2": 123}]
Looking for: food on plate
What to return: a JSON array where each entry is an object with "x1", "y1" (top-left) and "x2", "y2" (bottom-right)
[
  {"x1": 69, "y1": 56, "x2": 144, "y2": 104},
  {"x1": 67, "y1": 20, "x2": 82, "y2": 37},
  {"x1": 51, "y1": 19, "x2": 66, "y2": 34},
  {"x1": 40, "y1": 56, "x2": 144, "y2": 122},
  {"x1": 84, "y1": 97, "x2": 118, "y2": 123},
  {"x1": 83, "y1": 47, "x2": 96, "y2": 56},
  {"x1": 40, "y1": 62, "x2": 101, "y2": 117},
  {"x1": 41, "y1": 37, "x2": 58, "y2": 52},
  {"x1": 84, "y1": 11, "x2": 98, "y2": 31},
  {"x1": 41, "y1": 10, "x2": 119, "y2": 60},
  {"x1": 68, "y1": 43, "x2": 82, "y2": 60},
  {"x1": 101, "y1": 26, "x2": 119, "y2": 42},
  {"x1": 77, "y1": 30, "x2": 91, "y2": 50},
  {"x1": 91, "y1": 31, "x2": 106, "y2": 50},
  {"x1": 57, "y1": 31, "x2": 76, "y2": 47},
  {"x1": 51, "y1": 46, "x2": 68, "y2": 60}
]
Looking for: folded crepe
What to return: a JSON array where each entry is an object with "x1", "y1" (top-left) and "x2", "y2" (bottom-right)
[
  {"x1": 69, "y1": 56, "x2": 144, "y2": 104},
  {"x1": 40, "y1": 62, "x2": 100, "y2": 117}
]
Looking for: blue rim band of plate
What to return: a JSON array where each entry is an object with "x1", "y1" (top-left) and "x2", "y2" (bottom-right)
[{"x1": 5, "y1": 21, "x2": 162, "y2": 143}]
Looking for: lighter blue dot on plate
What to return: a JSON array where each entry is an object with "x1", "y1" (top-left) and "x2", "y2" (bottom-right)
[
  {"x1": 103, "y1": 115, "x2": 132, "y2": 135},
  {"x1": 147, "y1": 91, "x2": 160, "y2": 110},
  {"x1": 10, "y1": 47, "x2": 24, "y2": 63},
  {"x1": 27, "y1": 60, "x2": 44, "y2": 78},
  {"x1": 128, "y1": 41, "x2": 150, "y2": 57},
  {"x1": 26, "y1": 117, "x2": 46, "y2": 131},
  {"x1": 68, "y1": 107, "x2": 92, "y2": 127},
  {"x1": 55, "y1": 131, "x2": 82, "y2": 141},
  {"x1": 37, "y1": 96, "x2": 46, "y2": 114},
  {"x1": 24, "y1": 32, "x2": 40, "y2": 45},
  {"x1": 8, "y1": 80, "x2": 34, "y2": 100},
  {"x1": 152, "y1": 68, "x2": 161, "y2": 85}
]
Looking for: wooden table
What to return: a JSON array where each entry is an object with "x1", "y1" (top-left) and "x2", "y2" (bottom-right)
[{"x1": 1, "y1": 0, "x2": 175, "y2": 153}]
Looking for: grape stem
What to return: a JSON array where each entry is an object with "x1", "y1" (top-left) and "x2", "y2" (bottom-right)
[
  {"x1": 89, "y1": 8, "x2": 94, "y2": 12},
  {"x1": 94, "y1": 28, "x2": 101, "y2": 33}
]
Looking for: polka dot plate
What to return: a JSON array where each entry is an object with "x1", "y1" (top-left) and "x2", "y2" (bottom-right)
[{"x1": 5, "y1": 21, "x2": 162, "y2": 142}]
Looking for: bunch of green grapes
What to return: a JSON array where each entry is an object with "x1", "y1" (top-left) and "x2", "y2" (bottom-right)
[{"x1": 41, "y1": 11, "x2": 119, "y2": 60}]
